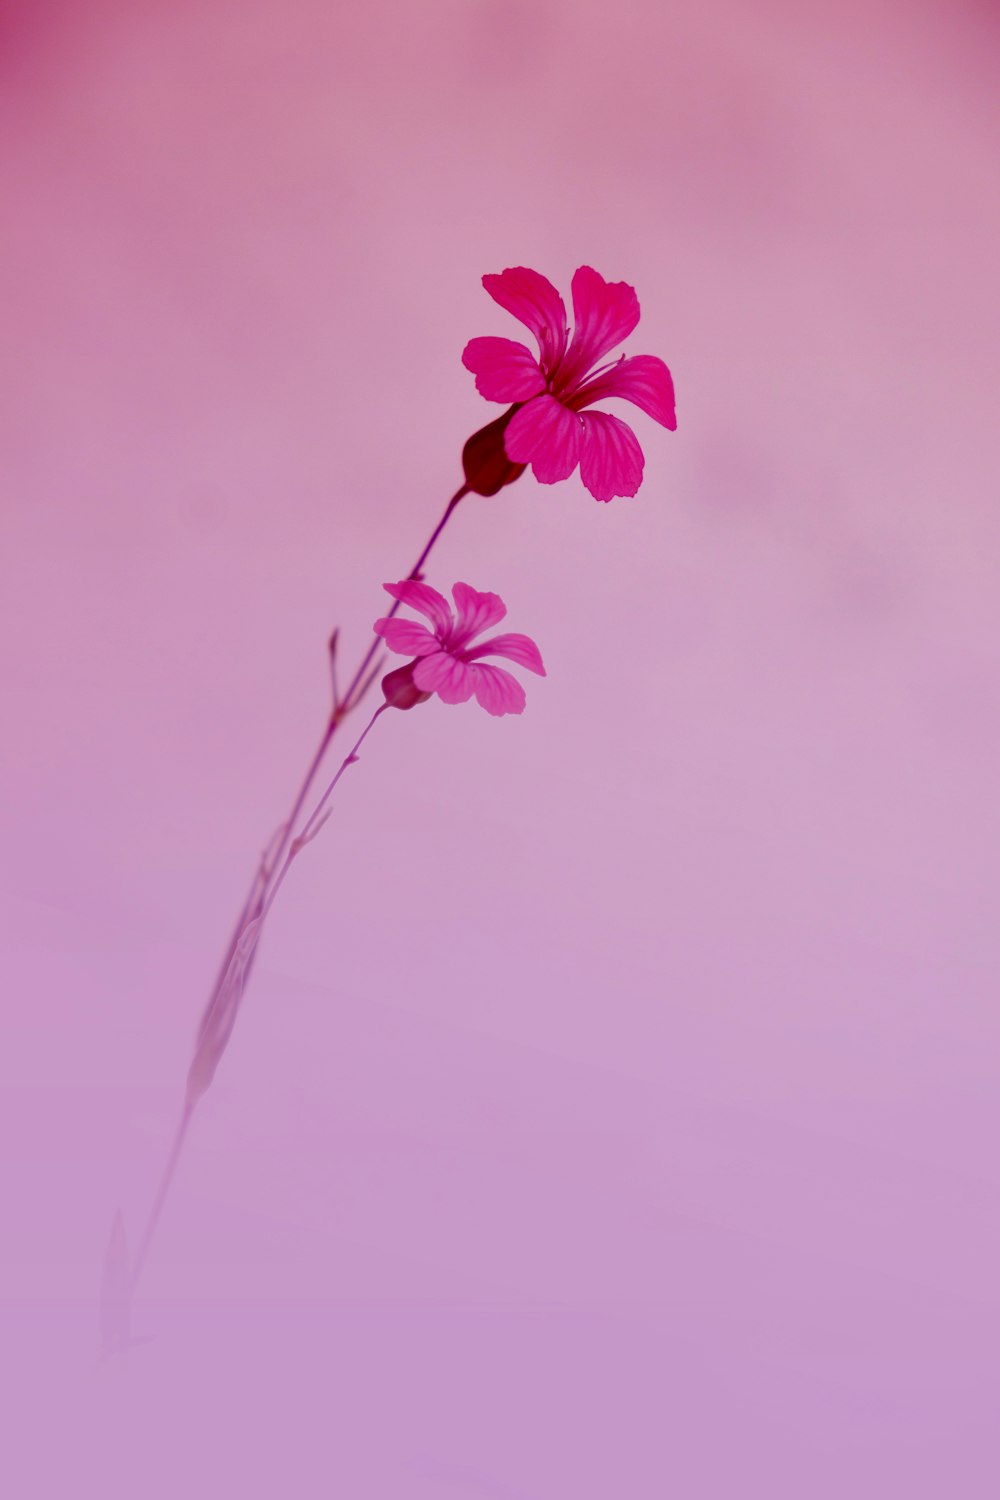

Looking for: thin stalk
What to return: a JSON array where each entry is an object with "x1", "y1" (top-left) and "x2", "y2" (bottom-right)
[
  {"x1": 339, "y1": 483, "x2": 467, "y2": 715},
  {"x1": 251, "y1": 481, "x2": 465, "y2": 902},
  {"x1": 130, "y1": 1098, "x2": 194, "y2": 1292},
  {"x1": 197, "y1": 482, "x2": 467, "y2": 1040},
  {"x1": 129, "y1": 484, "x2": 466, "y2": 1299},
  {"x1": 261, "y1": 704, "x2": 388, "y2": 919},
  {"x1": 129, "y1": 705, "x2": 390, "y2": 1299}
]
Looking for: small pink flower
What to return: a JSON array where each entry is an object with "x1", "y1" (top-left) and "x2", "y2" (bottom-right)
[
  {"x1": 374, "y1": 580, "x2": 545, "y2": 717},
  {"x1": 462, "y1": 265, "x2": 676, "y2": 502}
]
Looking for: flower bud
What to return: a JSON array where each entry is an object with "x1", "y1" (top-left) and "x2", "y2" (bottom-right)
[
  {"x1": 461, "y1": 406, "x2": 527, "y2": 497},
  {"x1": 381, "y1": 661, "x2": 431, "y2": 710}
]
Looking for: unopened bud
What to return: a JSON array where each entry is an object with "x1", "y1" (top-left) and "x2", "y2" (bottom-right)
[
  {"x1": 381, "y1": 662, "x2": 431, "y2": 711},
  {"x1": 461, "y1": 406, "x2": 526, "y2": 497}
]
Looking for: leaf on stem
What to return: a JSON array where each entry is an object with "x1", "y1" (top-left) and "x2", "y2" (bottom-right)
[{"x1": 187, "y1": 917, "x2": 262, "y2": 1104}]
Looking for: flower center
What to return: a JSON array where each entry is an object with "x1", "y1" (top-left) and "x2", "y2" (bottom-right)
[{"x1": 549, "y1": 351, "x2": 625, "y2": 404}]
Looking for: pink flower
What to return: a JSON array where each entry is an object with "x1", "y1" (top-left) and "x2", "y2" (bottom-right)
[
  {"x1": 462, "y1": 265, "x2": 676, "y2": 503},
  {"x1": 374, "y1": 580, "x2": 545, "y2": 717}
]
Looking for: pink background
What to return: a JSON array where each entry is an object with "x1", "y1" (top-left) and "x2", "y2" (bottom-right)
[{"x1": 2, "y1": 0, "x2": 999, "y2": 1494}]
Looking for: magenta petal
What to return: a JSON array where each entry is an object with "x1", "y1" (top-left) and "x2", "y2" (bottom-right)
[
  {"x1": 482, "y1": 267, "x2": 568, "y2": 373},
  {"x1": 558, "y1": 266, "x2": 640, "y2": 389},
  {"x1": 572, "y1": 354, "x2": 677, "y2": 429},
  {"x1": 451, "y1": 581, "x2": 506, "y2": 645},
  {"x1": 382, "y1": 580, "x2": 452, "y2": 636},
  {"x1": 469, "y1": 663, "x2": 526, "y2": 716},
  {"x1": 579, "y1": 411, "x2": 645, "y2": 501},
  {"x1": 413, "y1": 650, "x2": 475, "y2": 704},
  {"x1": 504, "y1": 395, "x2": 583, "y2": 485},
  {"x1": 373, "y1": 617, "x2": 439, "y2": 657},
  {"x1": 461, "y1": 337, "x2": 546, "y2": 403},
  {"x1": 465, "y1": 631, "x2": 545, "y2": 676}
]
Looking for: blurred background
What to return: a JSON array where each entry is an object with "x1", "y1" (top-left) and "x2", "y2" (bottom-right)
[{"x1": 1, "y1": 0, "x2": 998, "y2": 1494}]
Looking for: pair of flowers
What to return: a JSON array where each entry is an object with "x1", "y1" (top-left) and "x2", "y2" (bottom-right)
[{"x1": 377, "y1": 264, "x2": 676, "y2": 716}]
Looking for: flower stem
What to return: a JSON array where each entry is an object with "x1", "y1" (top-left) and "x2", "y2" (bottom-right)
[
  {"x1": 194, "y1": 718, "x2": 336, "y2": 1050},
  {"x1": 128, "y1": 703, "x2": 390, "y2": 1300},
  {"x1": 127, "y1": 482, "x2": 466, "y2": 1301},
  {"x1": 129, "y1": 1097, "x2": 194, "y2": 1293},
  {"x1": 197, "y1": 482, "x2": 467, "y2": 1041},
  {"x1": 260, "y1": 703, "x2": 389, "y2": 919},
  {"x1": 339, "y1": 483, "x2": 468, "y2": 715},
  {"x1": 259, "y1": 481, "x2": 466, "y2": 910}
]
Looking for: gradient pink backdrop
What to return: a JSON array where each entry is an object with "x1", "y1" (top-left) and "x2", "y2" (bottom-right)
[{"x1": 2, "y1": 0, "x2": 999, "y2": 1494}]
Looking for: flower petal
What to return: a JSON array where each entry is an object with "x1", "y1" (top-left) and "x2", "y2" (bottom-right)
[
  {"x1": 413, "y1": 650, "x2": 475, "y2": 704},
  {"x1": 451, "y1": 581, "x2": 506, "y2": 645},
  {"x1": 482, "y1": 267, "x2": 568, "y2": 373},
  {"x1": 469, "y1": 663, "x2": 527, "y2": 716},
  {"x1": 571, "y1": 354, "x2": 677, "y2": 429},
  {"x1": 579, "y1": 411, "x2": 645, "y2": 501},
  {"x1": 504, "y1": 395, "x2": 583, "y2": 485},
  {"x1": 461, "y1": 337, "x2": 546, "y2": 403},
  {"x1": 382, "y1": 580, "x2": 452, "y2": 637},
  {"x1": 373, "y1": 617, "x2": 440, "y2": 657},
  {"x1": 556, "y1": 266, "x2": 640, "y2": 392},
  {"x1": 465, "y1": 631, "x2": 545, "y2": 676}
]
